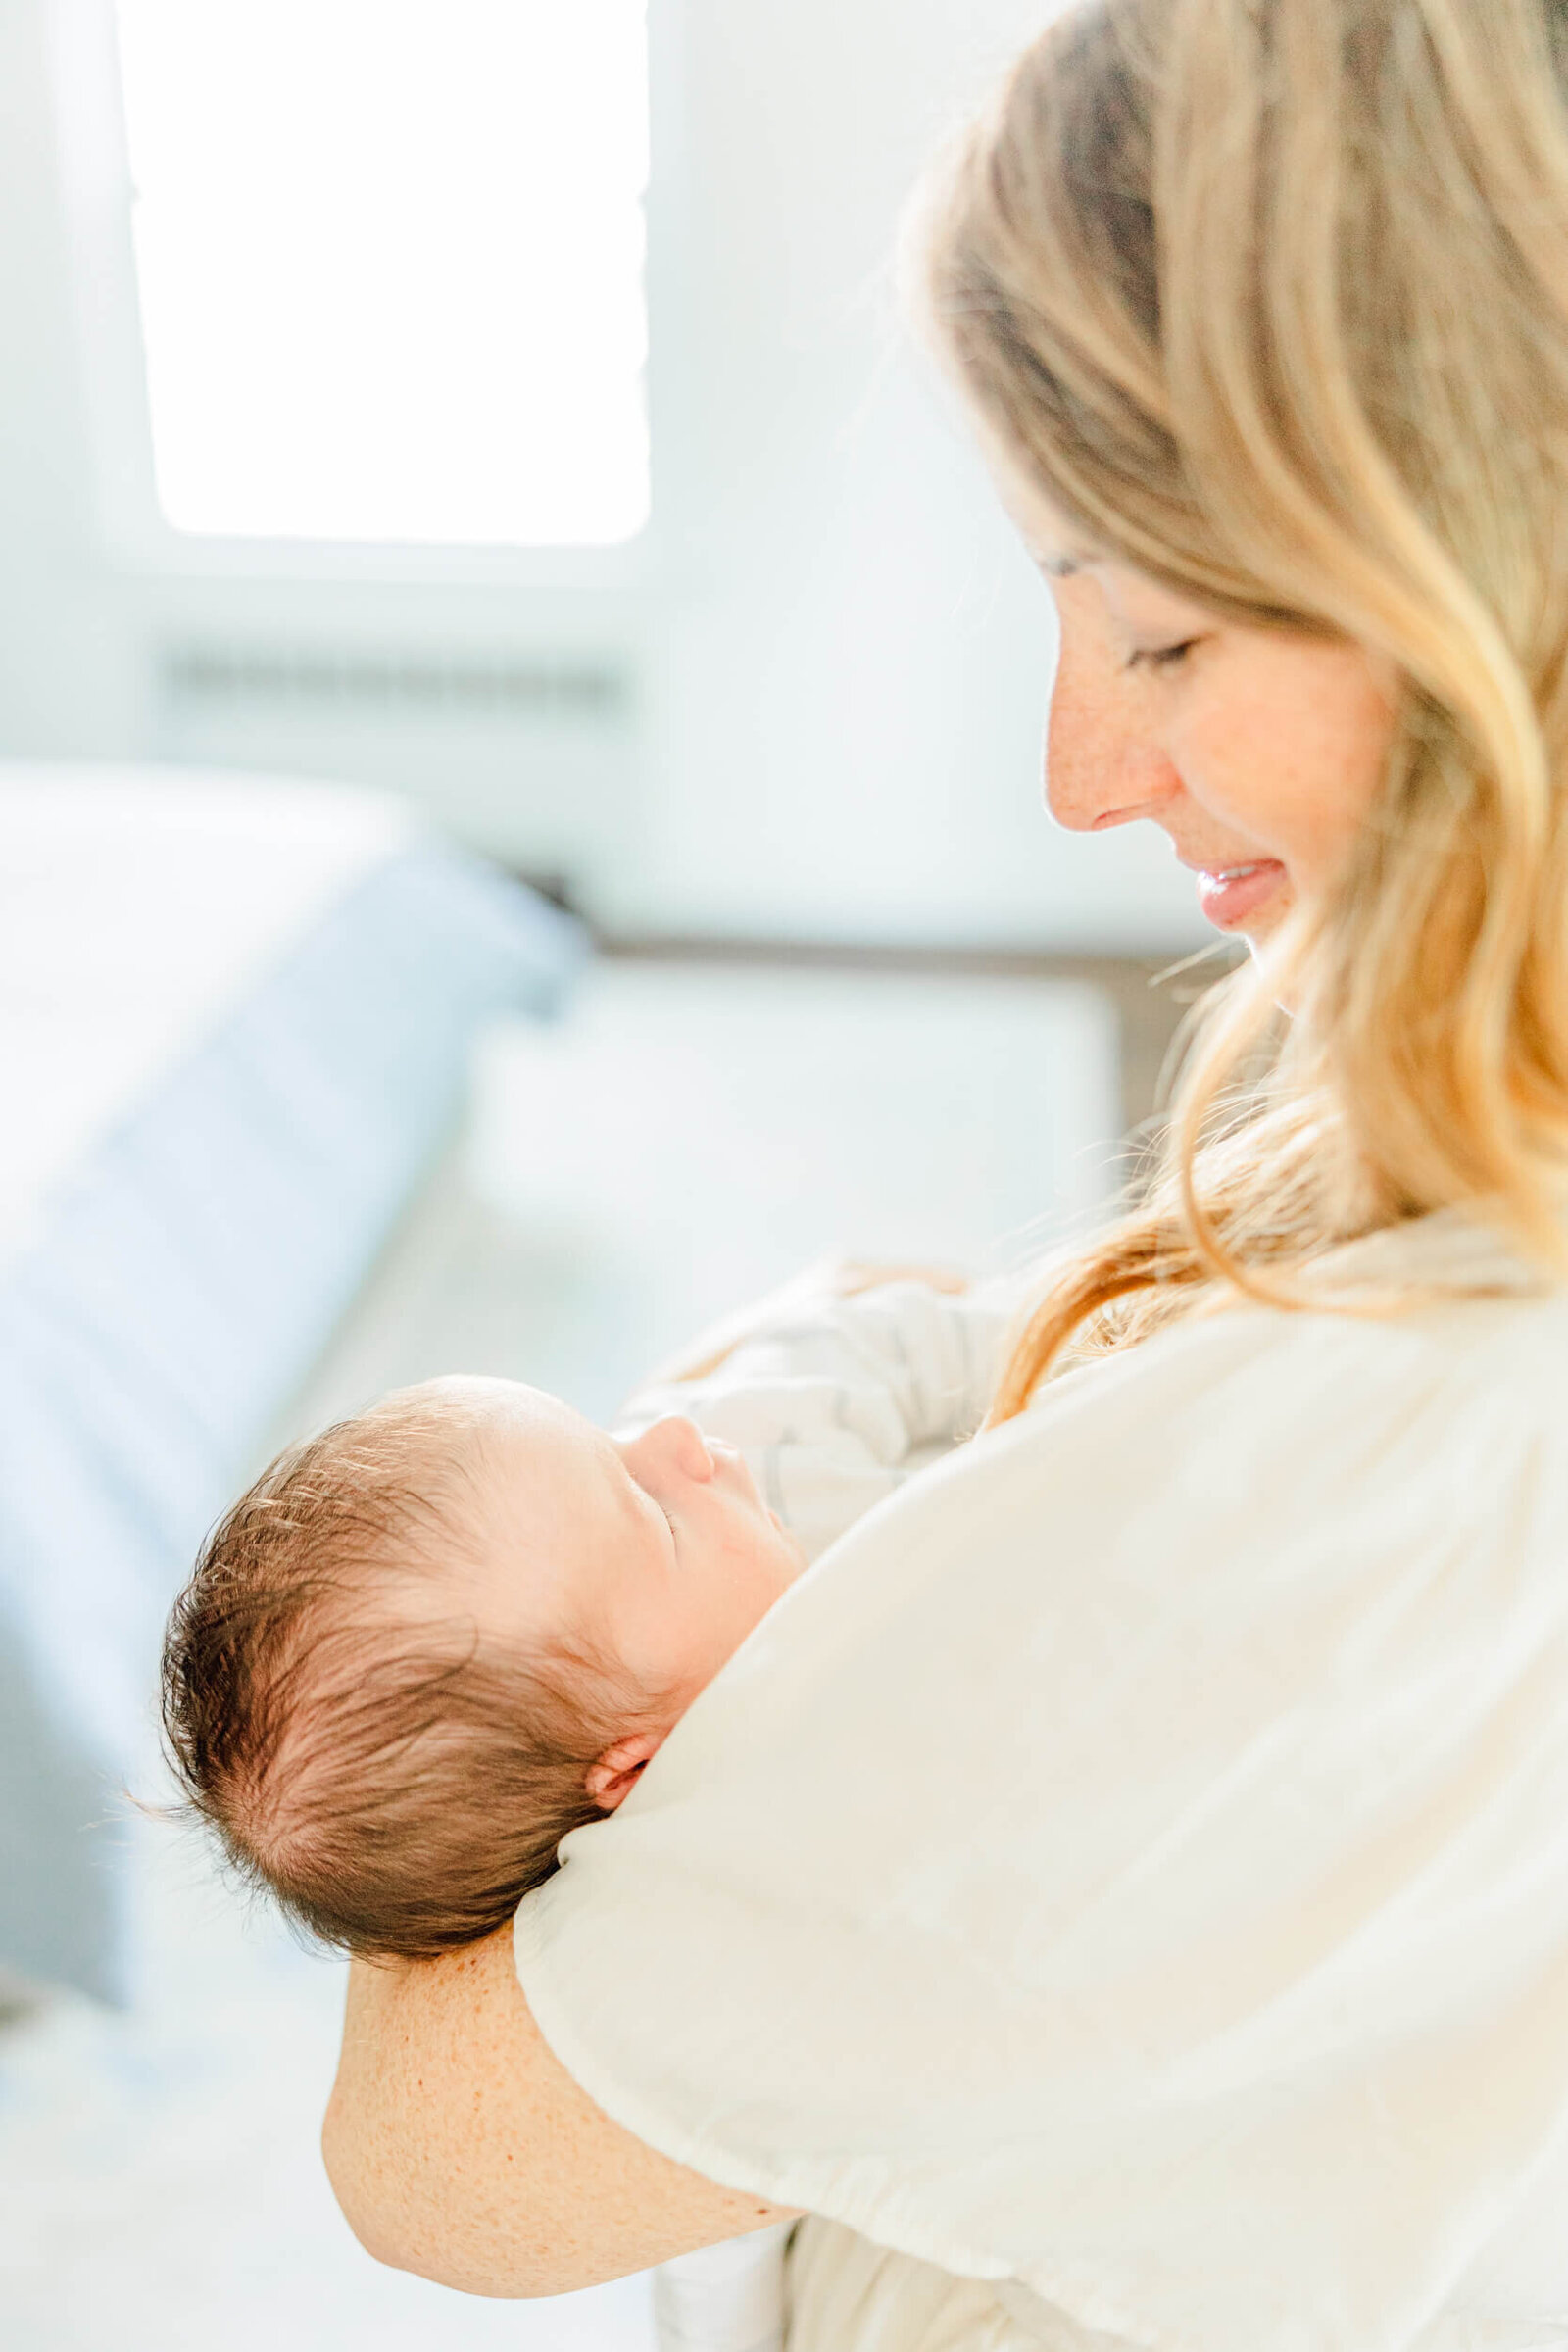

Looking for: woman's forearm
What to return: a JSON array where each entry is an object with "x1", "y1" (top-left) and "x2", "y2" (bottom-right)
[
  {"x1": 323, "y1": 1942, "x2": 556, "y2": 2293},
  {"x1": 322, "y1": 1928, "x2": 792, "y2": 2297}
]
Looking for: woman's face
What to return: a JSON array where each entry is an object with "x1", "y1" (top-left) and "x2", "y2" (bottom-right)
[{"x1": 1039, "y1": 552, "x2": 1398, "y2": 941}]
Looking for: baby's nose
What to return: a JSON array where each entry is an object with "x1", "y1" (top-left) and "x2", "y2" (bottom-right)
[{"x1": 615, "y1": 1415, "x2": 710, "y2": 1482}]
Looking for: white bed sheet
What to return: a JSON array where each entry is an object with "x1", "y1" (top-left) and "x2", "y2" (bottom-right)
[{"x1": 0, "y1": 765, "x2": 415, "y2": 1265}]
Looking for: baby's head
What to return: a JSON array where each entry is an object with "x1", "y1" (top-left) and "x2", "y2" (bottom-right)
[{"x1": 161, "y1": 1377, "x2": 805, "y2": 1960}]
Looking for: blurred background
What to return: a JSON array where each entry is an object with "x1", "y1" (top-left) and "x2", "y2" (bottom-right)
[{"x1": 0, "y1": 2, "x2": 1223, "y2": 2345}]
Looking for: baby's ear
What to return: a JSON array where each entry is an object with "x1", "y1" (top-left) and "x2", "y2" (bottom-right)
[{"x1": 585, "y1": 1731, "x2": 665, "y2": 1812}]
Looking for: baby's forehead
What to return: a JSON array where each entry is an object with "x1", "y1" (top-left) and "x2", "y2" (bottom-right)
[
  {"x1": 397, "y1": 1377, "x2": 629, "y2": 1524},
  {"x1": 352, "y1": 1380, "x2": 642, "y2": 1656},
  {"x1": 383, "y1": 1374, "x2": 591, "y2": 1445}
]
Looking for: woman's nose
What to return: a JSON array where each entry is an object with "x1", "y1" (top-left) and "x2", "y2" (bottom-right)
[{"x1": 1045, "y1": 582, "x2": 1183, "y2": 834}]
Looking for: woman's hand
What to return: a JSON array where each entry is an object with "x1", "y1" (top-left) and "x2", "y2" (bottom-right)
[{"x1": 635, "y1": 1257, "x2": 972, "y2": 1389}]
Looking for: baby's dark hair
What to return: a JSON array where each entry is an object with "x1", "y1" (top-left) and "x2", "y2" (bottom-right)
[{"x1": 161, "y1": 1390, "x2": 650, "y2": 1961}]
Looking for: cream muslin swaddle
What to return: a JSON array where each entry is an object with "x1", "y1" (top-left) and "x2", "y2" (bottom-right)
[{"x1": 528, "y1": 1222, "x2": 1568, "y2": 2352}]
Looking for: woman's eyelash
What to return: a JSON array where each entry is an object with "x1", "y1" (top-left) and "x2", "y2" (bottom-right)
[{"x1": 1126, "y1": 638, "x2": 1199, "y2": 673}]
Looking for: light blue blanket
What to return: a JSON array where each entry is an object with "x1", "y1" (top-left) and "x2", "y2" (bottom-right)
[{"x1": 0, "y1": 845, "x2": 582, "y2": 1999}]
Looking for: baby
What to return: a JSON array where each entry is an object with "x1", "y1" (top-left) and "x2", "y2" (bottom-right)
[
  {"x1": 162, "y1": 1272, "x2": 1012, "y2": 1959},
  {"x1": 161, "y1": 1376, "x2": 812, "y2": 1958},
  {"x1": 161, "y1": 1273, "x2": 1011, "y2": 2352}
]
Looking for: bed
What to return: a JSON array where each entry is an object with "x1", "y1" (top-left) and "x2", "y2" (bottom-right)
[{"x1": 0, "y1": 762, "x2": 583, "y2": 2001}]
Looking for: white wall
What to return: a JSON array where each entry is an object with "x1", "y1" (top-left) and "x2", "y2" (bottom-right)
[
  {"x1": 0, "y1": 0, "x2": 147, "y2": 759},
  {"x1": 0, "y1": 0, "x2": 1207, "y2": 952}
]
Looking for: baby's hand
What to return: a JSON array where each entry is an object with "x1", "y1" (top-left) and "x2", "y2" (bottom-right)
[{"x1": 639, "y1": 1257, "x2": 971, "y2": 1388}]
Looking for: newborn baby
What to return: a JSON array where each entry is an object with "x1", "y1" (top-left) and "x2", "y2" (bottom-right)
[
  {"x1": 163, "y1": 1378, "x2": 811, "y2": 1958},
  {"x1": 164, "y1": 1273, "x2": 1013, "y2": 1956},
  {"x1": 163, "y1": 1275, "x2": 1012, "y2": 2352}
]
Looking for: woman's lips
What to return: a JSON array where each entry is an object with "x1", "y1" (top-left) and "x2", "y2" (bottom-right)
[{"x1": 1194, "y1": 859, "x2": 1287, "y2": 930}]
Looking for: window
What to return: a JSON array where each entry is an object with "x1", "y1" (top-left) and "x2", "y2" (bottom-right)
[{"x1": 110, "y1": 0, "x2": 651, "y2": 547}]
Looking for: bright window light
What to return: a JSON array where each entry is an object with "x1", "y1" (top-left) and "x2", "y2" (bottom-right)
[{"x1": 112, "y1": 0, "x2": 651, "y2": 546}]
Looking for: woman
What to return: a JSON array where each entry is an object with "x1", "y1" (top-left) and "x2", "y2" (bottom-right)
[{"x1": 321, "y1": 2, "x2": 1568, "y2": 2345}]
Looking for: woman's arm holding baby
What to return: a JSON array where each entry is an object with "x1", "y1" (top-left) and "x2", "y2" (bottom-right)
[
  {"x1": 323, "y1": 1928, "x2": 795, "y2": 2298},
  {"x1": 325, "y1": 1270, "x2": 1017, "y2": 2286}
]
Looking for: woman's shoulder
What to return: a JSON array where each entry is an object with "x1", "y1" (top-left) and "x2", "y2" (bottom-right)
[{"x1": 982, "y1": 1207, "x2": 1565, "y2": 1502}]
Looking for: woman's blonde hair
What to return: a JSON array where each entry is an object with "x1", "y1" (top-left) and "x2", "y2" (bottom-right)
[{"x1": 918, "y1": 0, "x2": 1568, "y2": 1418}]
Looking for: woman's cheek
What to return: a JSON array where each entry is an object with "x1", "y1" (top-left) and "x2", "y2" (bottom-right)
[
  {"x1": 1165, "y1": 709, "x2": 1284, "y2": 851},
  {"x1": 1168, "y1": 684, "x2": 1340, "y2": 881}
]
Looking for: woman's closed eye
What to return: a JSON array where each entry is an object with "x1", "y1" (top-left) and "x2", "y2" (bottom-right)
[{"x1": 1125, "y1": 637, "x2": 1200, "y2": 673}]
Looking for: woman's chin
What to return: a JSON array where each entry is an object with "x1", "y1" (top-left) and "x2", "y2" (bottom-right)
[{"x1": 1238, "y1": 897, "x2": 1292, "y2": 948}]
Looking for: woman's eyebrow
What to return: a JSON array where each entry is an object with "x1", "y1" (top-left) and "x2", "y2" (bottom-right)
[{"x1": 1032, "y1": 550, "x2": 1084, "y2": 578}]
